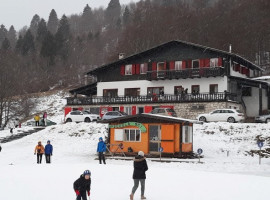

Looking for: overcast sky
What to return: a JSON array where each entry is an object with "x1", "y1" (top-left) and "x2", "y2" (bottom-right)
[{"x1": 0, "y1": 0, "x2": 139, "y2": 30}]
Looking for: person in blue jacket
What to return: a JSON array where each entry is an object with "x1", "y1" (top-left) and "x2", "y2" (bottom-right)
[
  {"x1": 97, "y1": 137, "x2": 106, "y2": 164},
  {"x1": 45, "y1": 140, "x2": 53, "y2": 164}
]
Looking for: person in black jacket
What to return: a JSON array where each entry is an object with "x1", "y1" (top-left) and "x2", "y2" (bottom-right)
[
  {"x1": 73, "y1": 170, "x2": 91, "y2": 200},
  {"x1": 130, "y1": 151, "x2": 148, "y2": 200}
]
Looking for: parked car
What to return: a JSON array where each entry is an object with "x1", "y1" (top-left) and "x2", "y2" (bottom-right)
[
  {"x1": 65, "y1": 110, "x2": 100, "y2": 123},
  {"x1": 102, "y1": 111, "x2": 128, "y2": 120},
  {"x1": 150, "y1": 108, "x2": 177, "y2": 117},
  {"x1": 197, "y1": 109, "x2": 245, "y2": 123},
  {"x1": 255, "y1": 114, "x2": 270, "y2": 123}
]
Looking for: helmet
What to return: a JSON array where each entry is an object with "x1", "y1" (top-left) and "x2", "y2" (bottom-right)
[
  {"x1": 83, "y1": 170, "x2": 91, "y2": 176},
  {"x1": 47, "y1": 140, "x2": 50, "y2": 143}
]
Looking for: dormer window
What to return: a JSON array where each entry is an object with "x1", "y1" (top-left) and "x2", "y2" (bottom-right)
[
  {"x1": 125, "y1": 64, "x2": 132, "y2": 75},
  {"x1": 210, "y1": 58, "x2": 218, "y2": 67}
]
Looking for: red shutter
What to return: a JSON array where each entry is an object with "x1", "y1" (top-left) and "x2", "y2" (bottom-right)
[
  {"x1": 218, "y1": 58, "x2": 222, "y2": 67},
  {"x1": 182, "y1": 61, "x2": 186, "y2": 69},
  {"x1": 132, "y1": 64, "x2": 136, "y2": 75},
  {"x1": 108, "y1": 107, "x2": 113, "y2": 112},
  {"x1": 152, "y1": 62, "x2": 157, "y2": 71},
  {"x1": 169, "y1": 61, "x2": 175, "y2": 70},
  {"x1": 199, "y1": 59, "x2": 205, "y2": 68},
  {"x1": 132, "y1": 106, "x2": 136, "y2": 115},
  {"x1": 120, "y1": 65, "x2": 125, "y2": 75},
  {"x1": 136, "y1": 64, "x2": 140, "y2": 74},
  {"x1": 144, "y1": 106, "x2": 152, "y2": 113},
  {"x1": 78, "y1": 107, "x2": 83, "y2": 111},
  {"x1": 120, "y1": 106, "x2": 124, "y2": 112},
  {"x1": 188, "y1": 60, "x2": 192, "y2": 68},
  {"x1": 205, "y1": 59, "x2": 210, "y2": 67},
  {"x1": 241, "y1": 66, "x2": 245, "y2": 74},
  {"x1": 235, "y1": 64, "x2": 240, "y2": 72}
]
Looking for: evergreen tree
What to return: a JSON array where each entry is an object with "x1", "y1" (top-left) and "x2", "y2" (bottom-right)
[
  {"x1": 81, "y1": 4, "x2": 93, "y2": 33},
  {"x1": 21, "y1": 30, "x2": 35, "y2": 55},
  {"x1": 40, "y1": 31, "x2": 57, "y2": 64},
  {"x1": 7, "y1": 26, "x2": 17, "y2": 49},
  {"x1": 1, "y1": 38, "x2": 10, "y2": 50},
  {"x1": 0, "y1": 24, "x2": 8, "y2": 46},
  {"x1": 55, "y1": 15, "x2": 70, "y2": 60},
  {"x1": 47, "y1": 9, "x2": 59, "y2": 34},
  {"x1": 36, "y1": 19, "x2": 48, "y2": 43},
  {"x1": 30, "y1": 14, "x2": 41, "y2": 37},
  {"x1": 15, "y1": 35, "x2": 23, "y2": 53},
  {"x1": 123, "y1": 7, "x2": 130, "y2": 26},
  {"x1": 105, "y1": 0, "x2": 121, "y2": 27}
]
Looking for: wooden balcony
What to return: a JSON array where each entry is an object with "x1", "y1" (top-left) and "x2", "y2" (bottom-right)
[
  {"x1": 146, "y1": 67, "x2": 225, "y2": 80},
  {"x1": 66, "y1": 92, "x2": 239, "y2": 106}
]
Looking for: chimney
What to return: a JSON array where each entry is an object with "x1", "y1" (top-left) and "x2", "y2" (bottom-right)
[
  {"x1": 119, "y1": 53, "x2": 125, "y2": 60},
  {"x1": 229, "y1": 44, "x2": 232, "y2": 53}
]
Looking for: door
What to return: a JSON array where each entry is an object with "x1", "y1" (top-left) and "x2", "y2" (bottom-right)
[
  {"x1": 138, "y1": 107, "x2": 144, "y2": 114},
  {"x1": 149, "y1": 125, "x2": 161, "y2": 153}
]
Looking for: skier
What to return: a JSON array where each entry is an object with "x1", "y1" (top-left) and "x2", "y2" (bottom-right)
[
  {"x1": 34, "y1": 141, "x2": 45, "y2": 164},
  {"x1": 73, "y1": 170, "x2": 91, "y2": 200},
  {"x1": 130, "y1": 151, "x2": 148, "y2": 200},
  {"x1": 45, "y1": 140, "x2": 53, "y2": 164},
  {"x1": 97, "y1": 137, "x2": 106, "y2": 164}
]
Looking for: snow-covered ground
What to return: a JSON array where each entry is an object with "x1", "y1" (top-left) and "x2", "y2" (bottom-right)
[{"x1": 1, "y1": 90, "x2": 270, "y2": 200}]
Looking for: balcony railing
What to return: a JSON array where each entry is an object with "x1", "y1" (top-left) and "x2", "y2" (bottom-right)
[
  {"x1": 146, "y1": 67, "x2": 225, "y2": 80},
  {"x1": 67, "y1": 92, "x2": 239, "y2": 106}
]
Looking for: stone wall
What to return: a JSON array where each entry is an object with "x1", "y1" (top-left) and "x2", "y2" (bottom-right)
[{"x1": 68, "y1": 101, "x2": 243, "y2": 120}]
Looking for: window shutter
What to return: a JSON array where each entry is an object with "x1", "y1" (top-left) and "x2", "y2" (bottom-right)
[
  {"x1": 169, "y1": 61, "x2": 175, "y2": 70},
  {"x1": 136, "y1": 64, "x2": 140, "y2": 74},
  {"x1": 204, "y1": 59, "x2": 210, "y2": 67},
  {"x1": 132, "y1": 106, "x2": 136, "y2": 115},
  {"x1": 114, "y1": 129, "x2": 124, "y2": 141},
  {"x1": 152, "y1": 62, "x2": 157, "y2": 71},
  {"x1": 120, "y1": 106, "x2": 124, "y2": 112},
  {"x1": 132, "y1": 64, "x2": 136, "y2": 75},
  {"x1": 120, "y1": 65, "x2": 125, "y2": 75},
  {"x1": 218, "y1": 58, "x2": 222, "y2": 67},
  {"x1": 182, "y1": 61, "x2": 186, "y2": 69},
  {"x1": 144, "y1": 106, "x2": 152, "y2": 113},
  {"x1": 235, "y1": 64, "x2": 240, "y2": 72},
  {"x1": 188, "y1": 60, "x2": 192, "y2": 68},
  {"x1": 199, "y1": 59, "x2": 205, "y2": 68}
]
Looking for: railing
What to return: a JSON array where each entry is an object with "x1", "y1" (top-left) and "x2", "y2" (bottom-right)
[
  {"x1": 146, "y1": 67, "x2": 225, "y2": 80},
  {"x1": 66, "y1": 92, "x2": 239, "y2": 105}
]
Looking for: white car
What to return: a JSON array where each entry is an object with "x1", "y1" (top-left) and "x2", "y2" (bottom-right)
[
  {"x1": 197, "y1": 109, "x2": 245, "y2": 123},
  {"x1": 65, "y1": 110, "x2": 100, "y2": 123}
]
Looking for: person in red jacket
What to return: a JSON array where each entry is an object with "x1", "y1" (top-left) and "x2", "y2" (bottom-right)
[{"x1": 73, "y1": 170, "x2": 91, "y2": 200}]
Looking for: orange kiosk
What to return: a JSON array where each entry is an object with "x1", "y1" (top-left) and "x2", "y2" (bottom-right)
[{"x1": 99, "y1": 113, "x2": 194, "y2": 158}]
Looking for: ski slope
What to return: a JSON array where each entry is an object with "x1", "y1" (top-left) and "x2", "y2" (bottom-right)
[{"x1": 1, "y1": 122, "x2": 270, "y2": 200}]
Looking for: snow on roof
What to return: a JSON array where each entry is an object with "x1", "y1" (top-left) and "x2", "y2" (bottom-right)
[
  {"x1": 144, "y1": 113, "x2": 198, "y2": 123},
  {"x1": 253, "y1": 76, "x2": 270, "y2": 80}
]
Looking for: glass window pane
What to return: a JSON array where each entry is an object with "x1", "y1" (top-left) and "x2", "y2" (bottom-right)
[
  {"x1": 136, "y1": 130, "x2": 141, "y2": 141},
  {"x1": 130, "y1": 130, "x2": 135, "y2": 141},
  {"x1": 125, "y1": 129, "x2": 129, "y2": 141}
]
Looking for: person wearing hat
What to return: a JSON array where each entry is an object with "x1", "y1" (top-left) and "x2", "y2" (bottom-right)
[
  {"x1": 73, "y1": 170, "x2": 91, "y2": 200},
  {"x1": 130, "y1": 151, "x2": 148, "y2": 200},
  {"x1": 97, "y1": 137, "x2": 106, "y2": 164},
  {"x1": 45, "y1": 140, "x2": 53, "y2": 164},
  {"x1": 34, "y1": 141, "x2": 45, "y2": 164}
]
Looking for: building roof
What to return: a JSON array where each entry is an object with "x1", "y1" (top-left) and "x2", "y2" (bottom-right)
[
  {"x1": 69, "y1": 82, "x2": 97, "y2": 96},
  {"x1": 98, "y1": 113, "x2": 196, "y2": 124},
  {"x1": 87, "y1": 40, "x2": 262, "y2": 75}
]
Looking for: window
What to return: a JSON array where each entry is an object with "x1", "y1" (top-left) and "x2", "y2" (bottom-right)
[
  {"x1": 242, "y1": 87, "x2": 252, "y2": 96},
  {"x1": 174, "y1": 86, "x2": 184, "y2": 95},
  {"x1": 192, "y1": 60, "x2": 199, "y2": 69},
  {"x1": 182, "y1": 126, "x2": 192, "y2": 143},
  {"x1": 175, "y1": 61, "x2": 182, "y2": 71},
  {"x1": 125, "y1": 64, "x2": 132, "y2": 75},
  {"x1": 125, "y1": 107, "x2": 132, "y2": 115},
  {"x1": 210, "y1": 58, "x2": 218, "y2": 67},
  {"x1": 124, "y1": 129, "x2": 141, "y2": 142},
  {"x1": 212, "y1": 110, "x2": 221, "y2": 114},
  {"x1": 158, "y1": 109, "x2": 165, "y2": 113},
  {"x1": 103, "y1": 89, "x2": 118, "y2": 97},
  {"x1": 140, "y1": 63, "x2": 148, "y2": 74},
  {"x1": 115, "y1": 129, "x2": 124, "y2": 141},
  {"x1": 157, "y1": 62, "x2": 166, "y2": 78},
  {"x1": 147, "y1": 87, "x2": 164, "y2": 96},
  {"x1": 125, "y1": 88, "x2": 140, "y2": 97},
  {"x1": 210, "y1": 84, "x2": 218, "y2": 94},
  {"x1": 191, "y1": 85, "x2": 200, "y2": 94}
]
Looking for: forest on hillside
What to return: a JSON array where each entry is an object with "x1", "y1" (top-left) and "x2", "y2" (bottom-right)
[{"x1": 0, "y1": 0, "x2": 270, "y2": 127}]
